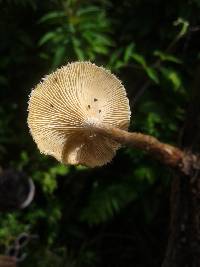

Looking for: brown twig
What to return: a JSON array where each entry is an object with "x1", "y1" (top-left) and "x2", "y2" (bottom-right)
[{"x1": 94, "y1": 125, "x2": 200, "y2": 175}]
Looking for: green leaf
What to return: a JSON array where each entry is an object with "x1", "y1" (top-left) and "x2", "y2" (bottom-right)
[
  {"x1": 80, "y1": 183, "x2": 138, "y2": 225},
  {"x1": 52, "y1": 46, "x2": 66, "y2": 68},
  {"x1": 132, "y1": 52, "x2": 146, "y2": 67},
  {"x1": 145, "y1": 67, "x2": 159, "y2": 84},
  {"x1": 93, "y1": 45, "x2": 108, "y2": 54},
  {"x1": 108, "y1": 49, "x2": 123, "y2": 69},
  {"x1": 132, "y1": 53, "x2": 159, "y2": 83},
  {"x1": 160, "y1": 67, "x2": 182, "y2": 91},
  {"x1": 146, "y1": 112, "x2": 162, "y2": 136},
  {"x1": 77, "y1": 6, "x2": 100, "y2": 16},
  {"x1": 43, "y1": 173, "x2": 57, "y2": 194},
  {"x1": 124, "y1": 43, "x2": 135, "y2": 62},
  {"x1": 154, "y1": 50, "x2": 182, "y2": 64},
  {"x1": 91, "y1": 34, "x2": 114, "y2": 47},
  {"x1": 173, "y1": 17, "x2": 189, "y2": 38},
  {"x1": 38, "y1": 32, "x2": 56, "y2": 46},
  {"x1": 115, "y1": 61, "x2": 125, "y2": 69},
  {"x1": 49, "y1": 164, "x2": 69, "y2": 176},
  {"x1": 72, "y1": 37, "x2": 85, "y2": 60},
  {"x1": 39, "y1": 11, "x2": 65, "y2": 23},
  {"x1": 134, "y1": 166, "x2": 156, "y2": 184},
  {"x1": 17, "y1": 150, "x2": 29, "y2": 170}
]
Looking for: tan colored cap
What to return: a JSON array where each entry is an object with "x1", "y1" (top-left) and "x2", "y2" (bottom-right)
[{"x1": 28, "y1": 62, "x2": 131, "y2": 167}]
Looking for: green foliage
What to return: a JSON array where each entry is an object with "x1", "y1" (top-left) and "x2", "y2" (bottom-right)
[
  {"x1": 160, "y1": 67, "x2": 182, "y2": 91},
  {"x1": 33, "y1": 164, "x2": 69, "y2": 194},
  {"x1": 38, "y1": 1, "x2": 113, "y2": 68},
  {"x1": 132, "y1": 52, "x2": 159, "y2": 84},
  {"x1": 0, "y1": 213, "x2": 28, "y2": 247},
  {"x1": 0, "y1": 0, "x2": 200, "y2": 266},
  {"x1": 173, "y1": 17, "x2": 189, "y2": 39},
  {"x1": 154, "y1": 50, "x2": 182, "y2": 64},
  {"x1": 80, "y1": 181, "x2": 138, "y2": 225}
]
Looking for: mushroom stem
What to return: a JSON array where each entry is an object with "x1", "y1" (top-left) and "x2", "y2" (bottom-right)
[{"x1": 93, "y1": 125, "x2": 200, "y2": 175}]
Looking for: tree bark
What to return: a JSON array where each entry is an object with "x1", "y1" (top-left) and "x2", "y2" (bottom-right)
[
  {"x1": 162, "y1": 66, "x2": 200, "y2": 267},
  {"x1": 162, "y1": 172, "x2": 200, "y2": 267}
]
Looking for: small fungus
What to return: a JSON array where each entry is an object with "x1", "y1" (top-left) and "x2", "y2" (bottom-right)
[{"x1": 28, "y1": 61, "x2": 131, "y2": 167}]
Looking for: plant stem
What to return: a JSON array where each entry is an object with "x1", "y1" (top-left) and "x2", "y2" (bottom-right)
[{"x1": 94, "y1": 125, "x2": 200, "y2": 176}]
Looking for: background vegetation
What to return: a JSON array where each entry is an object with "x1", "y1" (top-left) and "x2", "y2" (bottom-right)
[{"x1": 0, "y1": 0, "x2": 200, "y2": 266}]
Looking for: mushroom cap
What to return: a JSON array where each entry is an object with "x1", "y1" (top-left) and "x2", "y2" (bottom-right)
[{"x1": 28, "y1": 62, "x2": 131, "y2": 167}]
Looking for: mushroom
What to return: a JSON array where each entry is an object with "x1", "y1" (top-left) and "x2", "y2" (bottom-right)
[{"x1": 28, "y1": 62, "x2": 131, "y2": 167}]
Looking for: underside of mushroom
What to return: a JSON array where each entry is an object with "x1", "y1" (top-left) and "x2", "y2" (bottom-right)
[{"x1": 28, "y1": 61, "x2": 131, "y2": 167}]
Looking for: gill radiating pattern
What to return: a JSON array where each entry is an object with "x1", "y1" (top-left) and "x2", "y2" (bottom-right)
[{"x1": 28, "y1": 61, "x2": 131, "y2": 167}]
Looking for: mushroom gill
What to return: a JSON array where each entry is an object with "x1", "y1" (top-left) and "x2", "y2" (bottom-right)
[{"x1": 28, "y1": 61, "x2": 131, "y2": 167}]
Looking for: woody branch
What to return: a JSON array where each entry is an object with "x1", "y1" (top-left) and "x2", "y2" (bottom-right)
[{"x1": 94, "y1": 125, "x2": 200, "y2": 176}]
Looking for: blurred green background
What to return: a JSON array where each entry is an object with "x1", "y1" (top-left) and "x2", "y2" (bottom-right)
[{"x1": 0, "y1": 0, "x2": 200, "y2": 266}]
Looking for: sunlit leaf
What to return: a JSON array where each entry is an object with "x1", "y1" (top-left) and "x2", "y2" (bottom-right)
[
  {"x1": 77, "y1": 6, "x2": 100, "y2": 16},
  {"x1": 39, "y1": 11, "x2": 65, "y2": 23},
  {"x1": 132, "y1": 52, "x2": 146, "y2": 67},
  {"x1": 134, "y1": 166, "x2": 156, "y2": 184},
  {"x1": 173, "y1": 17, "x2": 189, "y2": 38},
  {"x1": 154, "y1": 50, "x2": 182, "y2": 64},
  {"x1": 93, "y1": 45, "x2": 108, "y2": 54},
  {"x1": 146, "y1": 67, "x2": 159, "y2": 84},
  {"x1": 124, "y1": 43, "x2": 135, "y2": 62},
  {"x1": 132, "y1": 53, "x2": 159, "y2": 83},
  {"x1": 160, "y1": 67, "x2": 182, "y2": 91},
  {"x1": 39, "y1": 32, "x2": 56, "y2": 46}
]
